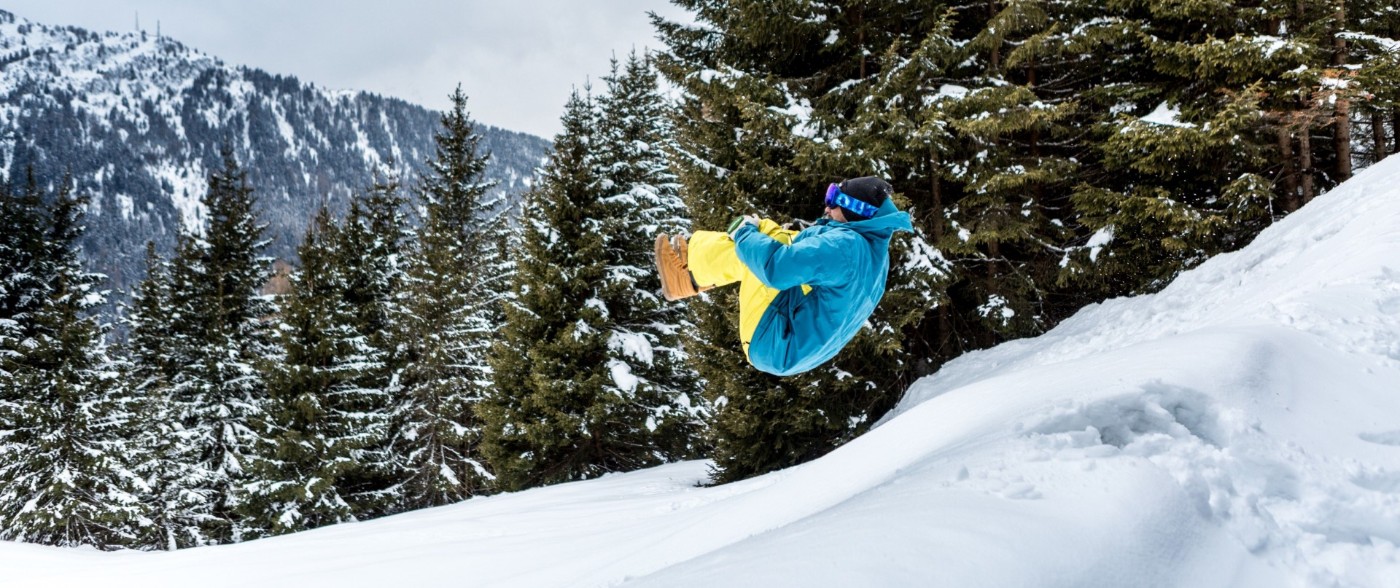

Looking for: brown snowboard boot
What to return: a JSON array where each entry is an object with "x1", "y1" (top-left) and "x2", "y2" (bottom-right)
[{"x1": 655, "y1": 233, "x2": 709, "y2": 301}]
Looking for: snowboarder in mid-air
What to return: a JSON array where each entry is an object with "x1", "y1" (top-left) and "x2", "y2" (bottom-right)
[{"x1": 654, "y1": 176, "x2": 913, "y2": 376}]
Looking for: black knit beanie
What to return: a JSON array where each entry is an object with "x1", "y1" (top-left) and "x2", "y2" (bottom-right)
[{"x1": 838, "y1": 176, "x2": 893, "y2": 220}]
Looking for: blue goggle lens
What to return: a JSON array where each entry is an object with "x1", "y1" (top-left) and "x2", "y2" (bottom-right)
[{"x1": 824, "y1": 183, "x2": 878, "y2": 218}]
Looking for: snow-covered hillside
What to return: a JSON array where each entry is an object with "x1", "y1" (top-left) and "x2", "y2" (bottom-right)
[
  {"x1": 6, "y1": 158, "x2": 1400, "y2": 585},
  {"x1": 0, "y1": 9, "x2": 549, "y2": 296}
]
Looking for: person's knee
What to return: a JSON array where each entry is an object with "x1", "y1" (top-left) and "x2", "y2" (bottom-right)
[{"x1": 688, "y1": 231, "x2": 743, "y2": 286}]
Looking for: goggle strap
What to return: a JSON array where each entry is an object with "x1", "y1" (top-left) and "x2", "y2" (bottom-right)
[{"x1": 831, "y1": 192, "x2": 879, "y2": 218}]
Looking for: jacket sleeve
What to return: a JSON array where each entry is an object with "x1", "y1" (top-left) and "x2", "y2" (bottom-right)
[{"x1": 732, "y1": 224, "x2": 857, "y2": 290}]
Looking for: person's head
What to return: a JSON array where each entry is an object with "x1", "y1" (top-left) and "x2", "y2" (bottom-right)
[{"x1": 824, "y1": 176, "x2": 892, "y2": 222}]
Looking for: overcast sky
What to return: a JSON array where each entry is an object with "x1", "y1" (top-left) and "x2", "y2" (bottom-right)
[{"x1": 5, "y1": 0, "x2": 690, "y2": 138}]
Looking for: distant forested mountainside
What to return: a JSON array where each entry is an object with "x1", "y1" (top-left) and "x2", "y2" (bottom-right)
[{"x1": 0, "y1": 9, "x2": 550, "y2": 297}]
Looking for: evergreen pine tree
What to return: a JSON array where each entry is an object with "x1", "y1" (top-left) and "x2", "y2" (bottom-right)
[
  {"x1": 594, "y1": 52, "x2": 709, "y2": 460},
  {"x1": 938, "y1": 0, "x2": 1080, "y2": 342},
  {"x1": 391, "y1": 87, "x2": 500, "y2": 507},
  {"x1": 238, "y1": 207, "x2": 362, "y2": 536},
  {"x1": 650, "y1": 0, "x2": 1400, "y2": 483},
  {"x1": 0, "y1": 170, "x2": 50, "y2": 360},
  {"x1": 482, "y1": 90, "x2": 625, "y2": 491},
  {"x1": 654, "y1": 0, "x2": 950, "y2": 482},
  {"x1": 484, "y1": 80, "x2": 703, "y2": 491},
  {"x1": 122, "y1": 241, "x2": 203, "y2": 550},
  {"x1": 132, "y1": 150, "x2": 274, "y2": 545},
  {"x1": 1049, "y1": 0, "x2": 1284, "y2": 297},
  {"x1": 1349, "y1": 0, "x2": 1400, "y2": 166},
  {"x1": 125, "y1": 243, "x2": 176, "y2": 385},
  {"x1": 333, "y1": 174, "x2": 411, "y2": 518},
  {"x1": 0, "y1": 183, "x2": 146, "y2": 549}
]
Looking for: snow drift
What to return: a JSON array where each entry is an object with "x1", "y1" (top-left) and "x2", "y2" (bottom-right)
[{"x1": 7, "y1": 158, "x2": 1400, "y2": 586}]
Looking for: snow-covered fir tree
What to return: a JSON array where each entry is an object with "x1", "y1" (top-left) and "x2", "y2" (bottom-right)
[
  {"x1": 0, "y1": 170, "x2": 49, "y2": 359},
  {"x1": 482, "y1": 90, "x2": 618, "y2": 491},
  {"x1": 330, "y1": 175, "x2": 412, "y2": 518},
  {"x1": 124, "y1": 243, "x2": 176, "y2": 386},
  {"x1": 390, "y1": 87, "x2": 501, "y2": 507},
  {"x1": 121, "y1": 242, "x2": 206, "y2": 550},
  {"x1": 126, "y1": 151, "x2": 275, "y2": 546},
  {"x1": 593, "y1": 52, "x2": 708, "y2": 460},
  {"x1": 649, "y1": 0, "x2": 1400, "y2": 482},
  {"x1": 238, "y1": 208, "x2": 364, "y2": 536},
  {"x1": 0, "y1": 182, "x2": 146, "y2": 549},
  {"x1": 483, "y1": 58, "x2": 711, "y2": 492},
  {"x1": 939, "y1": 0, "x2": 1079, "y2": 342},
  {"x1": 240, "y1": 173, "x2": 409, "y2": 530},
  {"x1": 653, "y1": 0, "x2": 943, "y2": 482},
  {"x1": 1348, "y1": 0, "x2": 1400, "y2": 167},
  {"x1": 1044, "y1": 0, "x2": 1277, "y2": 299}
]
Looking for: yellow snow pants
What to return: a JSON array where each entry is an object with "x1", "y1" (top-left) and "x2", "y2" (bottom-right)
[{"x1": 687, "y1": 219, "x2": 810, "y2": 358}]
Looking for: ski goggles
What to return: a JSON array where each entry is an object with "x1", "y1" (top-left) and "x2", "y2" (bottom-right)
[{"x1": 824, "y1": 183, "x2": 879, "y2": 219}]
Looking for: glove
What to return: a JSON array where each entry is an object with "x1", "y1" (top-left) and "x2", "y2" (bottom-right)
[{"x1": 727, "y1": 214, "x2": 760, "y2": 240}]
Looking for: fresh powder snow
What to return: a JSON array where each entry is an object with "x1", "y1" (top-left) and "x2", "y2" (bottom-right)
[{"x1": 6, "y1": 154, "x2": 1400, "y2": 587}]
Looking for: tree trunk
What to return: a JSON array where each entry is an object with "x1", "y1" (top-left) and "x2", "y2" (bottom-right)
[
  {"x1": 856, "y1": 7, "x2": 866, "y2": 79},
  {"x1": 1373, "y1": 111, "x2": 1388, "y2": 162},
  {"x1": 984, "y1": 236, "x2": 1002, "y2": 348},
  {"x1": 1335, "y1": 98, "x2": 1352, "y2": 182},
  {"x1": 1332, "y1": 3, "x2": 1348, "y2": 67},
  {"x1": 1278, "y1": 126, "x2": 1300, "y2": 212},
  {"x1": 928, "y1": 148, "x2": 953, "y2": 356},
  {"x1": 1393, "y1": 107, "x2": 1400, "y2": 157},
  {"x1": 928, "y1": 147, "x2": 953, "y2": 365},
  {"x1": 938, "y1": 305, "x2": 952, "y2": 361},
  {"x1": 1332, "y1": 2, "x2": 1352, "y2": 182},
  {"x1": 986, "y1": 240, "x2": 1001, "y2": 289},
  {"x1": 930, "y1": 150, "x2": 944, "y2": 242},
  {"x1": 989, "y1": 1, "x2": 1001, "y2": 71},
  {"x1": 1300, "y1": 127, "x2": 1316, "y2": 205}
]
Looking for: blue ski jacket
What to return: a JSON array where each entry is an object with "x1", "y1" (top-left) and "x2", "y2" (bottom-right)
[{"x1": 731, "y1": 198, "x2": 913, "y2": 376}]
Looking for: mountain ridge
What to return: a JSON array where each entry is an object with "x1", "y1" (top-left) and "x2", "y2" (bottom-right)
[{"x1": 0, "y1": 8, "x2": 551, "y2": 298}]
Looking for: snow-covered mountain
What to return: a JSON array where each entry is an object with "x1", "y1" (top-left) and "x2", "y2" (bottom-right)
[
  {"x1": 5, "y1": 116, "x2": 1400, "y2": 588},
  {"x1": 0, "y1": 9, "x2": 550, "y2": 297}
]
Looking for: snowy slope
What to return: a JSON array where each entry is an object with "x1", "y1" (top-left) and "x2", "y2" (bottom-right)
[{"x1": 6, "y1": 159, "x2": 1400, "y2": 586}]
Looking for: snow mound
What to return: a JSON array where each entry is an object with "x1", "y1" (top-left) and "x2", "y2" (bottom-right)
[
  {"x1": 6, "y1": 160, "x2": 1400, "y2": 586},
  {"x1": 871, "y1": 153, "x2": 1400, "y2": 586}
]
